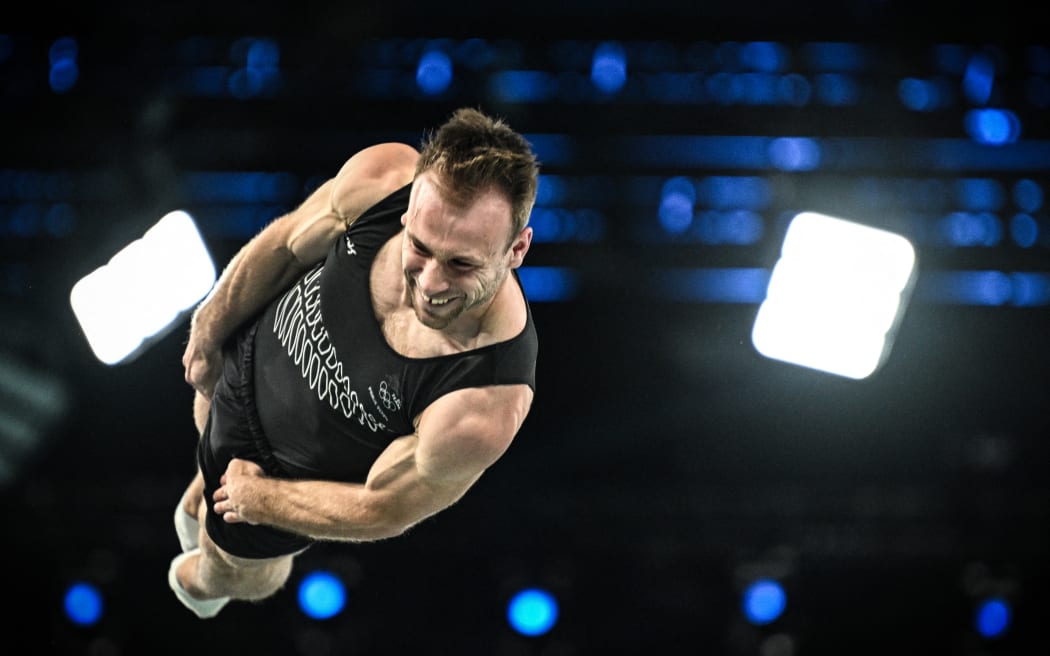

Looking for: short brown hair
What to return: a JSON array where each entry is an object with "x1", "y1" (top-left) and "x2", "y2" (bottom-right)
[{"x1": 415, "y1": 107, "x2": 539, "y2": 239}]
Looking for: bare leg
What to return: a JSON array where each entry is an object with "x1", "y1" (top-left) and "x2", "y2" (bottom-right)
[
  {"x1": 174, "y1": 496, "x2": 296, "y2": 602},
  {"x1": 170, "y1": 390, "x2": 297, "y2": 614}
]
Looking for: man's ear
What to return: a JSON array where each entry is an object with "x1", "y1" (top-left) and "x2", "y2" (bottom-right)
[{"x1": 508, "y1": 227, "x2": 532, "y2": 268}]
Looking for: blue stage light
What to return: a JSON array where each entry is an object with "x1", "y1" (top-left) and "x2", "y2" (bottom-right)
[
  {"x1": 742, "y1": 579, "x2": 787, "y2": 625},
  {"x1": 1012, "y1": 179, "x2": 1043, "y2": 212},
  {"x1": 417, "y1": 49, "x2": 452, "y2": 96},
  {"x1": 1010, "y1": 214, "x2": 1038, "y2": 247},
  {"x1": 965, "y1": 109, "x2": 1021, "y2": 145},
  {"x1": 591, "y1": 42, "x2": 627, "y2": 95},
  {"x1": 517, "y1": 266, "x2": 579, "y2": 301},
  {"x1": 975, "y1": 597, "x2": 1011, "y2": 638},
  {"x1": 507, "y1": 588, "x2": 558, "y2": 636},
  {"x1": 64, "y1": 582, "x2": 103, "y2": 626},
  {"x1": 297, "y1": 571, "x2": 346, "y2": 620}
]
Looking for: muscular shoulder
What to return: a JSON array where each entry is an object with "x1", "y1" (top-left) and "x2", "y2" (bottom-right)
[
  {"x1": 414, "y1": 385, "x2": 534, "y2": 483},
  {"x1": 331, "y1": 143, "x2": 419, "y2": 226}
]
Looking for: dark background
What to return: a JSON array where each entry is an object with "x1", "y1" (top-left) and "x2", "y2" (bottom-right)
[{"x1": 2, "y1": 2, "x2": 1047, "y2": 654}]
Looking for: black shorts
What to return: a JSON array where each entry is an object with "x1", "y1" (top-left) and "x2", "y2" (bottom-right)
[{"x1": 197, "y1": 321, "x2": 313, "y2": 559}]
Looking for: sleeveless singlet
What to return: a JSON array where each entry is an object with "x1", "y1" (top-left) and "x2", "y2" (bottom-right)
[{"x1": 251, "y1": 182, "x2": 538, "y2": 484}]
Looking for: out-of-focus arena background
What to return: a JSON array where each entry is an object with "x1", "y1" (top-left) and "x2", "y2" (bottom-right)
[{"x1": 2, "y1": 2, "x2": 1047, "y2": 654}]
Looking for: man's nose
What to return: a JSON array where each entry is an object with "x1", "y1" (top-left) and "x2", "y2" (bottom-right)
[{"x1": 416, "y1": 259, "x2": 450, "y2": 294}]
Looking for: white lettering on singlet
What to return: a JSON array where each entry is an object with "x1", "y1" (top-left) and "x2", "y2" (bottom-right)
[{"x1": 271, "y1": 266, "x2": 387, "y2": 432}]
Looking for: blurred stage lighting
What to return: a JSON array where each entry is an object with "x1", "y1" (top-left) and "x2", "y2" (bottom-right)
[
  {"x1": 297, "y1": 570, "x2": 346, "y2": 620},
  {"x1": 507, "y1": 587, "x2": 559, "y2": 637},
  {"x1": 69, "y1": 211, "x2": 216, "y2": 365},
  {"x1": 751, "y1": 212, "x2": 917, "y2": 379},
  {"x1": 742, "y1": 578, "x2": 787, "y2": 626},
  {"x1": 0, "y1": 350, "x2": 71, "y2": 488},
  {"x1": 63, "y1": 581, "x2": 103, "y2": 626},
  {"x1": 975, "y1": 596, "x2": 1012, "y2": 639}
]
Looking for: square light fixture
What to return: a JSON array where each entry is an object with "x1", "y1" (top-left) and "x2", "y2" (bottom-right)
[{"x1": 751, "y1": 212, "x2": 918, "y2": 379}]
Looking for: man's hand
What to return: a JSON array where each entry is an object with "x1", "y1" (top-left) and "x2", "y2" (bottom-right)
[
  {"x1": 182, "y1": 335, "x2": 222, "y2": 398},
  {"x1": 213, "y1": 458, "x2": 267, "y2": 524}
]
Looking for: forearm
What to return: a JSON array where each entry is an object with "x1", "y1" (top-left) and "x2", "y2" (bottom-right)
[{"x1": 249, "y1": 478, "x2": 410, "y2": 542}]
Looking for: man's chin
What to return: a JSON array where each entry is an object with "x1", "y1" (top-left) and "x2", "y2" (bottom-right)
[{"x1": 414, "y1": 305, "x2": 456, "y2": 330}]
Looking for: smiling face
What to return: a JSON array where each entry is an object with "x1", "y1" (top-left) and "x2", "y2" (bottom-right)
[{"x1": 400, "y1": 171, "x2": 532, "y2": 331}]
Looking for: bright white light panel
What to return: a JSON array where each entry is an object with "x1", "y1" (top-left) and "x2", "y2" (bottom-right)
[
  {"x1": 70, "y1": 211, "x2": 216, "y2": 365},
  {"x1": 751, "y1": 212, "x2": 917, "y2": 380}
]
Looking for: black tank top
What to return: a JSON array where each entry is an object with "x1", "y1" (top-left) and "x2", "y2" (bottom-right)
[{"x1": 252, "y1": 183, "x2": 538, "y2": 483}]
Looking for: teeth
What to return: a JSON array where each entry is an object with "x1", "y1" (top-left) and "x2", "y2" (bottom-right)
[{"x1": 423, "y1": 294, "x2": 451, "y2": 306}]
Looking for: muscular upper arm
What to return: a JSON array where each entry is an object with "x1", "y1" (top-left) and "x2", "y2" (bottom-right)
[
  {"x1": 284, "y1": 142, "x2": 419, "y2": 264},
  {"x1": 354, "y1": 385, "x2": 532, "y2": 534},
  {"x1": 414, "y1": 385, "x2": 534, "y2": 484}
]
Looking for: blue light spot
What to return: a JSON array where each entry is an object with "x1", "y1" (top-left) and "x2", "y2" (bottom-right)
[
  {"x1": 416, "y1": 49, "x2": 452, "y2": 96},
  {"x1": 49, "y1": 37, "x2": 78, "y2": 65},
  {"x1": 490, "y1": 70, "x2": 554, "y2": 103},
  {"x1": 742, "y1": 579, "x2": 787, "y2": 625},
  {"x1": 696, "y1": 176, "x2": 769, "y2": 210},
  {"x1": 737, "y1": 73, "x2": 779, "y2": 105},
  {"x1": 0, "y1": 35, "x2": 12, "y2": 62},
  {"x1": 11, "y1": 203, "x2": 43, "y2": 236},
  {"x1": 965, "y1": 109, "x2": 1021, "y2": 145},
  {"x1": 1009, "y1": 214, "x2": 1039, "y2": 247},
  {"x1": 657, "y1": 268, "x2": 770, "y2": 303},
  {"x1": 963, "y1": 53, "x2": 996, "y2": 105},
  {"x1": 659, "y1": 193, "x2": 694, "y2": 235},
  {"x1": 591, "y1": 42, "x2": 627, "y2": 95},
  {"x1": 523, "y1": 134, "x2": 574, "y2": 167},
  {"x1": 45, "y1": 203, "x2": 76, "y2": 237},
  {"x1": 227, "y1": 68, "x2": 264, "y2": 98},
  {"x1": 696, "y1": 210, "x2": 764, "y2": 244},
  {"x1": 1012, "y1": 179, "x2": 1043, "y2": 212},
  {"x1": 973, "y1": 271, "x2": 1012, "y2": 304},
  {"x1": 182, "y1": 171, "x2": 299, "y2": 203},
  {"x1": 1011, "y1": 272, "x2": 1050, "y2": 306},
  {"x1": 64, "y1": 582, "x2": 103, "y2": 626},
  {"x1": 507, "y1": 588, "x2": 558, "y2": 636},
  {"x1": 815, "y1": 73, "x2": 860, "y2": 105},
  {"x1": 899, "y1": 78, "x2": 931, "y2": 111},
  {"x1": 659, "y1": 176, "x2": 696, "y2": 235},
  {"x1": 298, "y1": 571, "x2": 346, "y2": 620},
  {"x1": 778, "y1": 74, "x2": 812, "y2": 106},
  {"x1": 975, "y1": 597, "x2": 1011, "y2": 638},
  {"x1": 529, "y1": 208, "x2": 567, "y2": 242},
  {"x1": 454, "y1": 38, "x2": 495, "y2": 70},
  {"x1": 535, "y1": 175, "x2": 566, "y2": 205},
  {"x1": 741, "y1": 41, "x2": 787, "y2": 72},
  {"x1": 517, "y1": 267, "x2": 578, "y2": 301},
  {"x1": 940, "y1": 211, "x2": 1002, "y2": 247},
  {"x1": 49, "y1": 60, "x2": 78, "y2": 93},
  {"x1": 955, "y1": 178, "x2": 1005, "y2": 211},
  {"x1": 899, "y1": 77, "x2": 952, "y2": 111},
  {"x1": 769, "y1": 137, "x2": 820, "y2": 171},
  {"x1": 246, "y1": 38, "x2": 280, "y2": 69}
]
